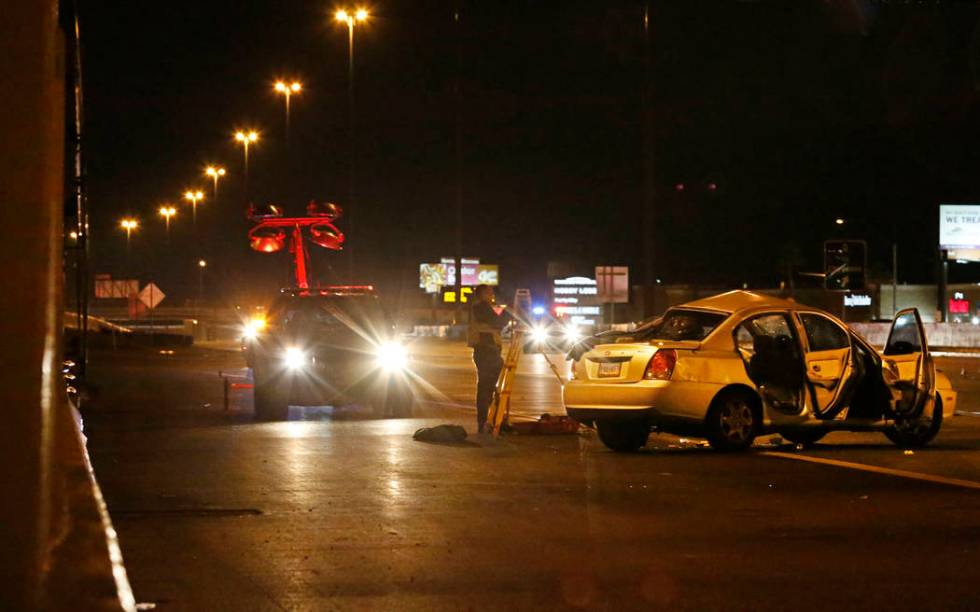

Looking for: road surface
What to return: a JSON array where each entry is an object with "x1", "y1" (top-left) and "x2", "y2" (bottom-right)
[{"x1": 84, "y1": 340, "x2": 980, "y2": 610}]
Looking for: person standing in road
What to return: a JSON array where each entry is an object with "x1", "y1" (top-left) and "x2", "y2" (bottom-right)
[{"x1": 468, "y1": 284, "x2": 510, "y2": 433}]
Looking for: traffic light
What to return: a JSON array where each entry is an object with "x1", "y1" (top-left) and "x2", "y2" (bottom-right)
[{"x1": 824, "y1": 240, "x2": 867, "y2": 291}]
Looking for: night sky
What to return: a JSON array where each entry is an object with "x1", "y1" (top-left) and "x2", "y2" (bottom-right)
[{"x1": 83, "y1": 0, "x2": 980, "y2": 306}]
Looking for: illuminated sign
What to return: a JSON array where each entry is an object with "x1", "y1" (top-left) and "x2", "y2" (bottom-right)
[
  {"x1": 949, "y1": 297, "x2": 970, "y2": 314},
  {"x1": 940, "y1": 204, "x2": 980, "y2": 249},
  {"x1": 843, "y1": 294, "x2": 871, "y2": 307},
  {"x1": 419, "y1": 258, "x2": 499, "y2": 293},
  {"x1": 552, "y1": 276, "x2": 600, "y2": 326},
  {"x1": 443, "y1": 287, "x2": 474, "y2": 303}
]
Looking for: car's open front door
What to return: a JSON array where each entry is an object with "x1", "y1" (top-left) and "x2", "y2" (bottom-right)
[{"x1": 881, "y1": 308, "x2": 935, "y2": 418}]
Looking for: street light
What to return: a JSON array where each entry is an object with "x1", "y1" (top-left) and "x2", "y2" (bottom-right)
[
  {"x1": 234, "y1": 130, "x2": 259, "y2": 199},
  {"x1": 334, "y1": 6, "x2": 369, "y2": 280},
  {"x1": 158, "y1": 205, "x2": 177, "y2": 242},
  {"x1": 204, "y1": 165, "x2": 226, "y2": 199},
  {"x1": 183, "y1": 189, "x2": 205, "y2": 227},
  {"x1": 120, "y1": 217, "x2": 139, "y2": 262},
  {"x1": 273, "y1": 80, "x2": 302, "y2": 143},
  {"x1": 197, "y1": 259, "x2": 207, "y2": 313}
]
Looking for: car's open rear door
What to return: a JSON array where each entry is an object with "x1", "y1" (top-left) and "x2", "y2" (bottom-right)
[{"x1": 882, "y1": 308, "x2": 935, "y2": 418}]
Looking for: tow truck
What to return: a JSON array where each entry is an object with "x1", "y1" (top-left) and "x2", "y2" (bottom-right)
[{"x1": 242, "y1": 285, "x2": 413, "y2": 421}]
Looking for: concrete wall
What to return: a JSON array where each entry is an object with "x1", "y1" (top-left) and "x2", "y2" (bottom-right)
[
  {"x1": 0, "y1": 5, "x2": 132, "y2": 610},
  {"x1": 849, "y1": 322, "x2": 980, "y2": 349}
]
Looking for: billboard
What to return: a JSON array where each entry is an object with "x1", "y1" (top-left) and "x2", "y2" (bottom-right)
[
  {"x1": 595, "y1": 266, "x2": 629, "y2": 303},
  {"x1": 419, "y1": 258, "x2": 498, "y2": 293},
  {"x1": 940, "y1": 204, "x2": 980, "y2": 249},
  {"x1": 94, "y1": 274, "x2": 139, "y2": 299},
  {"x1": 552, "y1": 276, "x2": 601, "y2": 326}
]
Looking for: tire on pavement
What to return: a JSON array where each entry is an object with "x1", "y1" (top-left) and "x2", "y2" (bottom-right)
[
  {"x1": 779, "y1": 429, "x2": 827, "y2": 447},
  {"x1": 596, "y1": 420, "x2": 649, "y2": 452},
  {"x1": 705, "y1": 389, "x2": 759, "y2": 452},
  {"x1": 884, "y1": 394, "x2": 943, "y2": 449}
]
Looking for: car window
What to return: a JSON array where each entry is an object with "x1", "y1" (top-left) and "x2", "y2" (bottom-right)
[
  {"x1": 636, "y1": 309, "x2": 727, "y2": 342},
  {"x1": 884, "y1": 310, "x2": 922, "y2": 355},
  {"x1": 799, "y1": 313, "x2": 850, "y2": 352},
  {"x1": 735, "y1": 313, "x2": 796, "y2": 355}
]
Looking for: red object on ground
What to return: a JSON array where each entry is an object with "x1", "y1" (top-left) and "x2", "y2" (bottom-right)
[{"x1": 509, "y1": 415, "x2": 581, "y2": 435}]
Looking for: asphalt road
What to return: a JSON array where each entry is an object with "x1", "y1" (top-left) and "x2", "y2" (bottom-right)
[{"x1": 84, "y1": 340, "x2": 980, "y2": 611}]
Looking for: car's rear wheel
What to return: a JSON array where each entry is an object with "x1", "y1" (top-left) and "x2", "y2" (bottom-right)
[
  {"x1": 779, "y1": 429, "x2": 827, "y2": 447},
  {"x1": 706, "y1": 390, "x2": 759, "y2": 452},
  {"x1": 884, "y1": 394, "x2": 943, "y2": 448},
  {"x1": 596, "y1": 420, "x2": 649, "y2": 452},
  {"x1": 253, "y1": 364, "x2": 289, "y2": 421}
]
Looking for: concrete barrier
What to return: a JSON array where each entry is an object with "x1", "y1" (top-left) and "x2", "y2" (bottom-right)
[{"x1": 849, "y1": 322, "x2": 980, "y2": 348}]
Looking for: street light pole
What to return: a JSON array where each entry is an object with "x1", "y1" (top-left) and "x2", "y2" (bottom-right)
[
  {"x1": 205, "y1": 165, "x2": 226, "y2": 199},
  {"x1": 183, "y1": 189, "x2": 205, "y2": 229},
  {"x1": 119, "y1": 217, "x2": 138, "y2": 269},
  {"x1": 274, "y1": 81, "x2": 302, "y2": 145},
  {"x1": 335, "y1": 8, "x2": 368, "y2": 281},
  {"x1": 158, "y1": 205, "x2": 176, "y2": 244},
  {"x1": 234, "y1": 130, "x2": 259, "y2": 202},
  {"x1": 198, "y1": 259, "x2": 207, "y2": 315}
]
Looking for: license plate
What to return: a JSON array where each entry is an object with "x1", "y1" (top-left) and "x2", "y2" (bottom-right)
[{"x1": 598, "y1": 362, "x2": 621, "y2": 378}]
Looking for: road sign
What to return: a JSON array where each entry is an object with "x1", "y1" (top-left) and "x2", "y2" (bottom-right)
[
  {"x1": 138, "y1": 283, "x2": 165, "y2": 309},
  {"x1": 595, "y1": 266, "x2": 629, "y2": 303},
  {"x1": 824, "y1": 240, "x2": 867, "y2": 291}
]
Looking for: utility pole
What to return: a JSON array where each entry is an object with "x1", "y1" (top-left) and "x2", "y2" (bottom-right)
[
  {"x1": 454, "y1": 5, "x2": 464, "y2": 325},
  {"x1": 640, "y1": 1, "x2": 657, "y2": 316}
]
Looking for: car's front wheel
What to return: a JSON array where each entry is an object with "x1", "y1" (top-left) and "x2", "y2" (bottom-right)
[
  {"x1": 706, "y1": 390, "x2": 759, "y2": 452},
  {"x1": 884, "y1": 394, "x2": 943, "y2": 448},
  {"x1": 596, "y1": 420, "x2": 649, "y2": 452},
  {"x1": 253, "y1": 363, "x2": 289, "y2": 421}
]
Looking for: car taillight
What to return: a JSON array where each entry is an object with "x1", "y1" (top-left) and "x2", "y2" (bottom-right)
[{"x1": 644, "y1": 349, "x2": 676, "y2": 380}]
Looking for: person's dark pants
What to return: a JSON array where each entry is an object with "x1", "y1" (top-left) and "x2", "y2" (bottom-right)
[{"x1": 473, "y1": 344, "x2": 503, "y2": 431}]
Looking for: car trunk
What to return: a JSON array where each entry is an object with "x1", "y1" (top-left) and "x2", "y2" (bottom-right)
[{"x1": 581, "y1": 340, "x2": 700, "y2": 383}]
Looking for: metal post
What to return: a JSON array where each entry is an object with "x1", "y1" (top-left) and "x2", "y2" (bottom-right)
[
  {"x1": 453, "y1": 6, "x2": 463, "y2": 326},
  {"x1": 640, "y1": 1, "x2": 656, "y2": 315},
  {"x1": 347, "y1": 21, "x2": 356, "y2": 282},
  {"x1": 892, "y1": 242, "x2": 898, "y2": 318},
  {"x1": 938, "y1": 248, "x2": 948, "y2": 323}
]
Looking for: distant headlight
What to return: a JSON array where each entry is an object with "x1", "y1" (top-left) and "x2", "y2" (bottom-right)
[
  {"x1": 530, "y1": 325, "x2": 548, "y2": 344},
  {"x1": 283, "y1": 346, "x2": 308, "y2": 370},
  {"x1": 374, "y1": 342, "x2": 408, "y2": 372},
  {"x1": 375, "y1": 341, "x2": 408, "y2": 371},
  {"x1": 563, "y1": 326, "x2": 581, "y2": 343},
  {"x1": 243, "y1": 316, "x2": 267, "y2": 340}
]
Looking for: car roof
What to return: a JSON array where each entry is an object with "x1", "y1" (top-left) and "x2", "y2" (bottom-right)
[{"x1": 677, "y1": 290, "x2": 799, "y2": 314}]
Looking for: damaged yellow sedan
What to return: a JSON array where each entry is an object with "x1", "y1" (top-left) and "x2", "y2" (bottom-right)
[{"x1": 563, "y1": 291, "x2": 957, "y2": 453}]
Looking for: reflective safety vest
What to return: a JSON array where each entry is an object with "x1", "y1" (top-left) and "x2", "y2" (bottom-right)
[{"x1": 467, "y1": 309, "x2": 502, "y2": 349}]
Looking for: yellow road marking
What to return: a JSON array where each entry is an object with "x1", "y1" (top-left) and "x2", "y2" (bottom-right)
[{"x1": 761, "y1": 451, "x2": 980, "y2": 491}]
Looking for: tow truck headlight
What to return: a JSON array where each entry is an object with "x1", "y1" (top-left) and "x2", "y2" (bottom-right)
[
  {"x1": 530, "y1": 325, "x2": 548, "y2": 344},
  {"x1": 283, "y1": 346, "x2": 308, "y2": 370},
  {"x1": 243, "y1": 316, "x2": 267, "y2": 340},
  {"x1": 563, "y1": 326, "x2": 581, "y2": 344},
  {"x1": 375, "y1": 341, "x2": 408, "y2": 371}
]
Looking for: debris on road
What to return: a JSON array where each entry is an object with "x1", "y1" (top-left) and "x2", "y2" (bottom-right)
[{"x1": 413, "y1": 424, "x2": 468, "y2": 444}]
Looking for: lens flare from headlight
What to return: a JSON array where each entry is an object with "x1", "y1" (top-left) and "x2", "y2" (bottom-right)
[
  {"x1": 375, "y1": 341, "x2": 408, "y2": 371},
  {"x1": 563, "y1": 326, "x2": 581, "y2": 343},
  {"x1": 243, "y1": 316, "x2": 267, "y2": 340},
  {"x1": 283, "y1": 346, "x2": 307, "y2": 370},
  {"x1": 530, "y1": 325, "x2": 548, "y2": 344}
]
